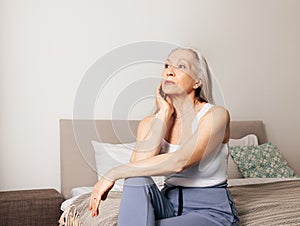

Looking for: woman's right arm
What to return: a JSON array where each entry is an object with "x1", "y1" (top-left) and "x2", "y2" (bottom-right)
[
  {"x1": 130, "y1": 111, "x2": 169, "y2": 163},
  {"x1": 130, "y1": 82, "x2": 173, "y2": 162}
]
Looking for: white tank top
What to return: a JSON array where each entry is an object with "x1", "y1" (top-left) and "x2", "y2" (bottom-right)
[{"x1": 160, "y1": 103, "x2": 228, "y2": 187}]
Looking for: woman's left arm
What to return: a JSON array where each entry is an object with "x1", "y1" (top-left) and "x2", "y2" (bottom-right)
[{"x1": 89, "y1": 106, "x2": 229, "y2": 217}]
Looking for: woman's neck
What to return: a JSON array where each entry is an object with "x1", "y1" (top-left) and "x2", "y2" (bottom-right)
[{"x1": 169, "y1": 94, "x2": 199, "y2": 119}]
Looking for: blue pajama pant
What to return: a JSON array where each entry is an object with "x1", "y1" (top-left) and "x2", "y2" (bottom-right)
[{"x1": 118, "y1": 177, "x2": 239, "y2": 226}]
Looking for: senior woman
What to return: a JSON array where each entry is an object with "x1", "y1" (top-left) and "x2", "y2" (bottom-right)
[{"x1": 88, "y1": 47, "x2": 240, "y2": 226}]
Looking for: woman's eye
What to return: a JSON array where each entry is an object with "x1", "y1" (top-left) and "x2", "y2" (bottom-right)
[
  {"x1": 178, "y1": 64, "x2": 186, "y2": 69},
  {"x1": 164, "y1": 64, "x2": 171, "y2": 69}
]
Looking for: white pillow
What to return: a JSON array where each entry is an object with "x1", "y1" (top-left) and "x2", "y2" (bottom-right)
[
  {"x1": 92, "y1": 140, "x2": 165, "y2": 191},
  {"x1": 228, "y1": 134, "x2": 258, "y2": 147},
  {"x1": 227, "y1": 134, "x2": 259, "y2": 179}
]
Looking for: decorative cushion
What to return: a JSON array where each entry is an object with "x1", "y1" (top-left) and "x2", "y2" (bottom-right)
[
  {"x1": 227, "y1": 134, "x2": 259, "y2": 179},
  {"x1": 227, "y1": 154, "x2": 243, "y2": 179},
  {"x1": 229, "y1": 142, "x2": 297, "y2": 178}
]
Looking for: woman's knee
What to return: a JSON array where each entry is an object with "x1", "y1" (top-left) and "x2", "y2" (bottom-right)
[{"x1": 124, "y1": 176, "x2": 156, "y2": 187}]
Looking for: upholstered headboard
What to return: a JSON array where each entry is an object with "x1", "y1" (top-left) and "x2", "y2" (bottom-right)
[{"x1": 60, "y1": 119, "x2": 267, "y2": 198}]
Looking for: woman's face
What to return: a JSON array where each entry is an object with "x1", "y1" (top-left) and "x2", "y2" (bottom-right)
[{"x1": 161, "y1": 49, "x2": 198, "y2": 96}]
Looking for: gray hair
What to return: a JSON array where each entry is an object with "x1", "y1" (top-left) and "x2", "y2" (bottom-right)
[{"x1": 168, "y1": 47, "x2": 215, "y2": 104}]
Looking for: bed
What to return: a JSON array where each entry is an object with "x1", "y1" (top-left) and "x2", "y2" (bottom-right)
[{"x1": 59, "y1": 120, "x2": 300, "y2": 226}]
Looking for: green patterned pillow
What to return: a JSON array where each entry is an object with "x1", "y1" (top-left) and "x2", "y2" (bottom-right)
[{"x1": 229, "y1": 142, "x2": 297, "y2": 178}]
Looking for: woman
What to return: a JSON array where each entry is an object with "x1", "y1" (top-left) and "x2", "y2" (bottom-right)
[{"x1": 88, "y1": 47, "x2": 240, "y2": 226}]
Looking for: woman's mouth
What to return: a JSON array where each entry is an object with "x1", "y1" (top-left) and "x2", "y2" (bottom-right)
[{"x1": 164, "y1": 80, "x2": 176, "y2": 85}]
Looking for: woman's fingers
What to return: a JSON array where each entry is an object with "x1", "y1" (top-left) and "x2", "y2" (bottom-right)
[
  {"x1": 89, "y1": 186, "x2": 101, "y2": 216},
  {"x1": 92, "y1": 197, "x2": 101, "y2": 217},
  {"x1": 165, "y1": 95, "x2": 173, "y2": 105},
  {"x1": 156, "y1": 82, "x2": 163, "y2": 98},
  {"x1": 156, "y1": 82, "x2": 167, "y2": 105},
  {"x1": 156, "y1": 82, "x2": 161, "y2": 95},
  {"x1": 90, "y1": 191, "x2": 101, "y2": 217},
  {"x1": 88, "y1": 196, "x2": 92, "y2": 210}
]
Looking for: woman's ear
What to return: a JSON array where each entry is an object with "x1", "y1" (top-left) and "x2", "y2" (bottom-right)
[{"x1": 193, "y1": 81, "x2": 201, "y2": 89}]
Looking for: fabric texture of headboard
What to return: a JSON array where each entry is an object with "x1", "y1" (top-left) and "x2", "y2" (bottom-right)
[{"x1": 60, "y1": 119, "x2": 267, "y2": 198}]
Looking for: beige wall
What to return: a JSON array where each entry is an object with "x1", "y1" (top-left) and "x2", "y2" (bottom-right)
[{"x1": 1, "y1": 0, "x2": 299, "y2": 191}]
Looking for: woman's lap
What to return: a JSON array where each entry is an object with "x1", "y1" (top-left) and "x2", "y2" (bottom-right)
[
  {"x1": 118, "y1": 177, "x2": 239, "y2": 226},
  {"x1": 161, "y1": 183, "x2": 236, "y2": 225}
]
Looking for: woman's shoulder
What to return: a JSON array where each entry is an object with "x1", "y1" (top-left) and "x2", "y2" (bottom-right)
[
  {"x1": 200, "y1": 104, "x2": 230, "y2": 124},
  {"x1": 198, "y1": 102, "x2": 229, "y2": 116},
  {"x1": 210, "y1": 105, "x2": 229, "y2": 114}
]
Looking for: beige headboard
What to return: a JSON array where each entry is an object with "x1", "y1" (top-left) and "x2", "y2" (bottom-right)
[{"x1": 60, "y1": 119, "x2": 267, "y2": 198}]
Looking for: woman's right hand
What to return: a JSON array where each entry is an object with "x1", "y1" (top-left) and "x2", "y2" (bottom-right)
[{"x1": 156, "y1": 82, "x2": 174, "y2": 120}]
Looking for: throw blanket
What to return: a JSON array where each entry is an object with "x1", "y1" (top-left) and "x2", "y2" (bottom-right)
[
  {"x1": 59, "y1": 180, "x2": 300, "y2": 226},
  {"x1": 59, "y1": 191, "x2": 122, "y2": 226},
  {"x1": 230, "y1": 180, "x2": 300, "y2": 226}
]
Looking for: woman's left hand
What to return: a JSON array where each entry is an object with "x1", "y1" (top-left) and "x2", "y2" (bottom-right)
[
  {"x1": 88, "y1": 176, "x2": 115, "y2": 217},
  {"x1": 156, "y1": 82, "x2": 174, "y2": 119}
]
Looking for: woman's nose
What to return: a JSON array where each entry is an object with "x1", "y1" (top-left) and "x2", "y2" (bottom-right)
[
  {"x1": 167, "y1": 71, "x2": 174, "y2": 76},
  {"x1": 167, "y1": 67, "x2": 175, "y2": 76}
]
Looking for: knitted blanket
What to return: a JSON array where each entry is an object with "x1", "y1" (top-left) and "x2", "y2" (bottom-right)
[{"x1": 59, "y1": 191, "x2": 121, "y2": 226}]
